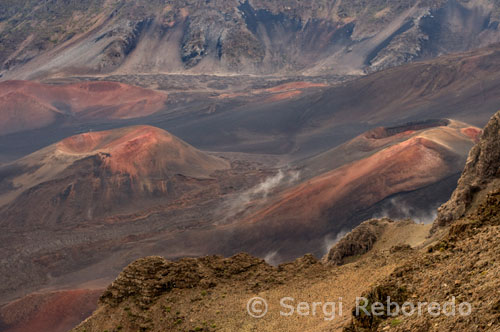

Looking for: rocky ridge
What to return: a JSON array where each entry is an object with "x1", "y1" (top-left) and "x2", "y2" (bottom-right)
[
  {"x1": 71, "y1": 218, "x2": 423, "y2": 332},
  {"x1": 323, "y1": 218, "x2": 394, "y2": 266},
  {"x1": 3, "y1": 0, "x2": 500, "y2": 78},
  {"x1": 435, "y1": 111, "x2": 500, "y2": 228}
]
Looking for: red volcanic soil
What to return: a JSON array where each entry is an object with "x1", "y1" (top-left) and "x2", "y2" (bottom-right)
[
  {"x1": 461, "y1": 127, "x2": 482, "y2": 142},
  {"x1": 244, "y1": 126, "x2": 475, "y2": 231},
  {"x1": 217, "y1": 81, "x2": 327, "y2": 100},
  {"x1": 248, "y1": 137, "x2": 447, "y2": 222},
  {"x1": 0, "y1": 80, "x2": 168, "y2": 135},
  {"x1": 266, "y1": 90, "x2": 303, "y2": 102},
  {"x1": 0, "y1": 125, "x2": 230, "y2": 228},
  {"x1": 0, "y1": 90, "x2": 60, "y2": 136},
  {"x1": 0, "y1": 289, "x2": 102, "y2": 332},
  {"x1": 57, "y1": 125, "x2": 229, "y2": 178},
  {"x1": 264, "y1": 82, "x2": 327, "y2": 93},
  {"x1": 264, "y1": 82, "x2": 327, "y2": 101}
]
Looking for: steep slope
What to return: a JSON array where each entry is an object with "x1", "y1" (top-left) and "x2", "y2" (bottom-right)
[
  {"x1": 2, "y1": 0, "x2": 500, "y2": 78},
  {"x1": 344, "y1": 110, "x2": 500, "y2": 332},
  {"x1": 0, "y1": 119, "x2": 484, "y2": 331},
  {"x1": 298, "y1": 119, "x2": 479, "y2": 179},
  {"x1": 0, "y1": 80, "x2": 167, "y2": 136},
  {"x1": 435, "y1": 111, "x2": 500, "y2": 228}
]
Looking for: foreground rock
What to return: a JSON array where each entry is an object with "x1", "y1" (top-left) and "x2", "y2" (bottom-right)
[
  {"x1": 324, "y1": 218, "x2": 394, "y2": 266},
  {"x1": 435, "y1": 111, "x2": 500, "y2": 229},
  {"x1": 72, "y1": 220, "x2": 426, "y2": 332}
]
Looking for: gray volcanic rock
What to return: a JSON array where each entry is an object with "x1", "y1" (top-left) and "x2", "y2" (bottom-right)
[
  {"x1": 435, "y1": 110, "x2": 500, "y2": 228},
  {"x1": 3, "y1": 0, "x2": 500, "y2": 79}
]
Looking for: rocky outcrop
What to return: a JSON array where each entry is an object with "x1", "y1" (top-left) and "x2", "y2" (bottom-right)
[
  {"x1": 99, "y1": 254, "x2": 278, "y2": 309},
  {"x1": 323, "y1": 218, "x2": 393, "y2": 266},
  {"x1": 344, "y1": 194, "x2": 500, "y2": 332},
  {"x1": 181, "y1": 21, "x2": 208, "y2": 68},
  {"x1": 434, "y1": 110, "x2": 500, "y2": 229}
]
